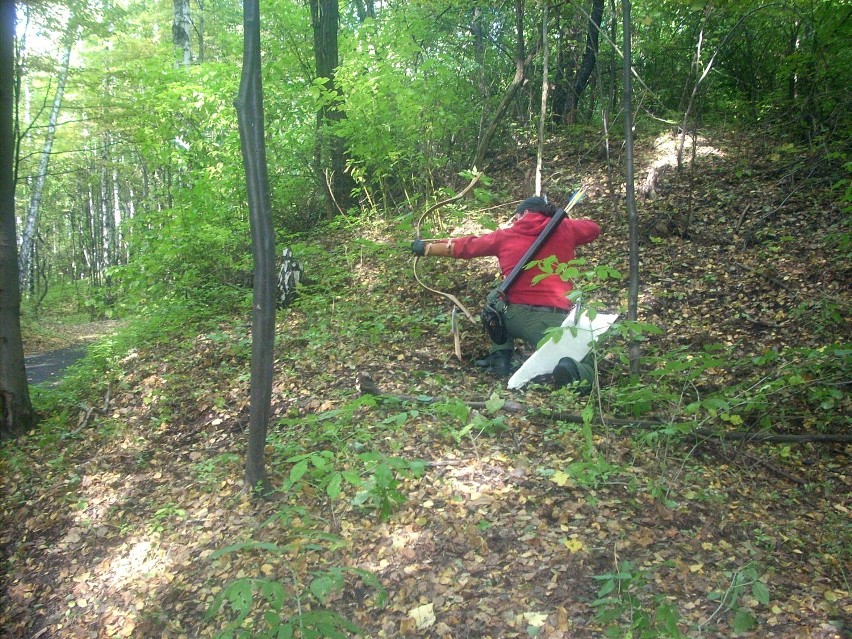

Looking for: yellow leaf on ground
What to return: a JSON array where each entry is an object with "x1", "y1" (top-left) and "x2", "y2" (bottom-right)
[
  {"x1": 550, "y1": 470, "x2": 570, "y2": 486},
  {"x1": 523, "y1": 611, "x2": 548, "y2": 627},
  {"x1": 408, "y1": 602, "x2": 435, "y2": 630},
  {"x1": 563, "y1": 538, "x2": 584, "y2": 553}
]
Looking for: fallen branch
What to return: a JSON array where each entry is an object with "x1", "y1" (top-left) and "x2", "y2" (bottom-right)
[
  {"x1": 539, "y1": 411, "x2": 852, "y2": 444},
  {"x1": 65, "y1": 385, "x2": 111, "y2": 439},
  {"x1": 735, "y1": 447, "x2": 806, "y2": 485},
  {"x1": 355, "y1": 372, "x2": 524, "y2": 413}
]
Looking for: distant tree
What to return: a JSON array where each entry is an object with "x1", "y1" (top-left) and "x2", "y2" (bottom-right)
[
  {"x1": 310, "y1": 0, "x2": 354, "y2": 213},
  {"x1": 621, "y1": 0, "x2": 640, "y2": 376},
  {"x1": 173, "y1": 0, "x2": 192, "y2": 66},
  {"x1": 0, "y1": 0, "x2": 36, "y2": 440},
  {"x1": 236, "y1": 0, "x2": 275, "y2": 496},
  {"x1": 569, "y1": 0, "x2": 604, "y2": 122},
  {"x1": 473, "y1": 0, "x2": 539, "y2": 170},
  {"x1": 17, "y1": 14, "x2": 77, "y2": 292}
]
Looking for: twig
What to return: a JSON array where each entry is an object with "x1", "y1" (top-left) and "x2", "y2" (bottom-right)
[
  {"x1": 736, "y1": 448, "x2": 806, "y2": 485},
  {"x1": 734, "y1": 203, "x2": 751, "y2": 233}
]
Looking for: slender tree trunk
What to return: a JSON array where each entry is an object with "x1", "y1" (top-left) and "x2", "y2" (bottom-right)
[
  {"x1": 535, "y1": 1, "x2": 550, "y2": 196},
  {"x1": 1, "y1": 0, "x2": 36, "y2": 440},
  {"x1": 310, "y1": 0, "x2": 354, "y2": 214},
  {"x1": 566, "y1": 0, "x2": 604, "y2": 123},
  {"x1": 473, "y1": 0, "x2": 539, "y2": 169},
  {"x1": 197, "y1": 0, "x2": 205, "y2": 63},
  {"x1": 621, "y1": 0, "x2": 640, "y2": 376},
  {"x1": 236, "y1": 0, "x2": 275, "y2": 497},
  {"x1": 173, "y1": 0, "x2": 192, "y2": 66},
  {"x1": 18, "y1": 17, "x2": 76, "y2": 290}
]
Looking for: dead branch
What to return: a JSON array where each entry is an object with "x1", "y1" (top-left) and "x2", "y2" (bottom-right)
[
  {"x1": 539, "y1": 411, "x2": 852, "y2": 444},
  {"x1": 355, "y1": 372, "x2": 524, "y2": 413}
]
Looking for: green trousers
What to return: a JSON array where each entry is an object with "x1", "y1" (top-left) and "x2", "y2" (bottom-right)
[{"x1": 491, "y1": 303, "x2": 595, "y2": 386}]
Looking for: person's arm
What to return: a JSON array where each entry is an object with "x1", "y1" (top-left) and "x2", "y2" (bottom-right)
[
  {"x1": 571, "y1": 219, "x2": 602, "y2": 245},
  {"x1": 411, "y1": 239, "x2": 455, "y2": 257}
]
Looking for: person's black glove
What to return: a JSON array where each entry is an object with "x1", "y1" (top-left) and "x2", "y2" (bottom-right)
[{"x1": 411, "y1": 239, "x2": 427, "y2": 256}]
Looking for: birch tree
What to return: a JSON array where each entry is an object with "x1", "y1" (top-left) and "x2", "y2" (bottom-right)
[
  {"x1": 535, "y1": 0, "x2": 550, "y2": 196},
  {"x1": 18, "y1": 14, "x2": 77, "y2": 291},
  {"x1": 173, "y1": 0, "x2": 192, "y2": 66}
]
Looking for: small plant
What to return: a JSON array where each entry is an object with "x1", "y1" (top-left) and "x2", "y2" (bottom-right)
[
  {"x1": 283, "y1": 449, "x2": 424, "y2": 522},
  {"x1": 193, "y1": 453, "x2": 242, "y2": 488},
  {"x1": 703, "y1": 562, "x2": 771, "y2": 635},
  {"x1": 563, "y1": 406, "x2": 622, "y2": 489},
  {"x1": 148, "y1": 502, "x2": 187, "y2": 534},
  {"x1": 591, "y1": 560, "x2": 685, "y2": 639},
  {"x1": 205, "y1": 541, "x2": 386, "y2": 639},
  {"x1": 352, "y1": 453, "x2": 425, "y2": 521}
]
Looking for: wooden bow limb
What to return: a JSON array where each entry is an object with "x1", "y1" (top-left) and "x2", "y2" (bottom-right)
[
  {"x1": 413, "y1": 169, "x2": 483, "y2": 326},
  {"x1": 415, "y1": 170, "x2": 483, "y2": 237},
  {"x1": 412, "y1": 255, "x2": 477, "y2": 323}
]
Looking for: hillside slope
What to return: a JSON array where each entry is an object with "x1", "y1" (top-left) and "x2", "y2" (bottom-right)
[{"x1": 1, "y1": 128, "x2": 849, "y2": 639}]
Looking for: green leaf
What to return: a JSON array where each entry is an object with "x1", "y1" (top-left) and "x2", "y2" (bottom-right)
[
  {"x1": 485, "y1": 393, "x2": 505, "y2": 414},
  {"x1": 326, "y1": 472, "x2": 343, "y2": 498},
  {"x1": 752, "y1": 580, "x2": 770, "y2": 605},
  {"x1": 732, "y1": 609, "x2": 756, "y2": 634},
  {"x1": 290, "y1": 459, "x2": 309, "y2": 484},
  {"x1": 310, "y1": 574, "x2": 336, "y2": 603}
]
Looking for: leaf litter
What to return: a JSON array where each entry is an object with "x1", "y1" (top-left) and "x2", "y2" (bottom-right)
[{"x1": 1, "y1": 129, "x2": 850, "y2": 639}]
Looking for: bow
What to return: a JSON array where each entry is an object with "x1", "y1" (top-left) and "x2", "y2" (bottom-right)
[{"x1": 412, "y1": 170, "x2": 482, "y2": 324}]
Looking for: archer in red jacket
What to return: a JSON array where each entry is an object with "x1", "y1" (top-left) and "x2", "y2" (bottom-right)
[{"x1": 413, "y1": 196, "x2": 601, "y2": 384}]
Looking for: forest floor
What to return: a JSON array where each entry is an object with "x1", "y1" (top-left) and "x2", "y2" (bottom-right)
[{"x1": 1, "y1": 127, "x2": 850, "y2": 639}]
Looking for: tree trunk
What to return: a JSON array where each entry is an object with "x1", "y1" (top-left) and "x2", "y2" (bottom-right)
[
  {"x1": 621, "y1": 0, "x2": 641, "y2": 377},
  {"x1": 566, "y1": 0, "x2": 604, "y2": 123},
  {"x1": 473, "y1": 0, "x2": 539, "y2": 170},
  {"x1": 535, "y1": 0, "x2": 550, "y2": 196},
  {"x1": 0, "y1": 0, "x2": 36, "y2": 440},
  {"x1": 310, "y1": 0, "x2": 354, "y2": 214},
  {"x1": 172, "y1": 0, "x2": 192, "y2": 66},
  {"x1": 236, "y1": 0, "x2": 275, "y2": 497},
  {"x1": 18, "y1": 17, "x2": 76, "y2": 291}
]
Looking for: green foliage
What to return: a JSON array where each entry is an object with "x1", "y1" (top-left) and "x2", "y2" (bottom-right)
[
  {"x1": 332, "y1": 6, "x2": 486, "y2": 203},
  {"x1": 704, "y1": 563, "x2": 771, "y2": 635},
  {"x1": 426, "y1": 395, "x2": 508, "y2": 444},
  {"x1": 206, "y1": 536, "x2": 386, "y2": 639},
  {"x1": 206, "y1": 576, "x2": 364, "y2": 639},
  {"x1": 282, "y1": 448, "x2": 425, "y2": 522},
  {"x1": 591, "y1": 560, "x2": 685, "y2": 639}
]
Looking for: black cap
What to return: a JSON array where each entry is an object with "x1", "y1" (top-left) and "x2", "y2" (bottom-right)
[{"x1": 514, "y1": 196, "x2": 549, "y2": 214}]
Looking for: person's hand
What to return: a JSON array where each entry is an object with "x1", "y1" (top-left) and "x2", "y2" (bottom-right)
[{"x1": 411, "y1": 239, "x2": 427, "y2": 256}]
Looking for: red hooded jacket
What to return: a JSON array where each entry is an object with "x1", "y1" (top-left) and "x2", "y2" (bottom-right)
[{"x1": 452, "y1": 212, "x2": 601, "y2": 310}]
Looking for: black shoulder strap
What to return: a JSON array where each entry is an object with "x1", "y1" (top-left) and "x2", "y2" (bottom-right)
[{"x1": 496, "y1": 207, "x2": 566, "y2": 294}]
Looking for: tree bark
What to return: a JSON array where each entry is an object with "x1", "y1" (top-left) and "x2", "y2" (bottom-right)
[
  {"x1": 172, "y1": 0, "x2": 192, "y2": 66},
  {"x1": 621, "y1": 0, "x2": 641, "y2": 377},
  {"x1": 473, "y1": 0, "x2": 539, "y2": 170},
  {"x1": 566, "y1": 0, "x2": 604, "y2": 123},
  {"x1": 310, "y1": 0, "x2": 354, "y2": 214},
  {"x1": 0, "y1": 0, "x2": 36, "y2": 440},
  {"x1": 18, "y1": 16, "x2": 76, "y2": 291},
  {"x1": 535, "y1": 1, "x2": 550, "y2": 196},
  {"x1": 236, "y1": 0, "x2": 275, "y2": 497}
]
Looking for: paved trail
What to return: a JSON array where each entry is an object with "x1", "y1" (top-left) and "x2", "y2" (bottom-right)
[{"x1": 25, "y1": 347, "x2": 89, "y2": 385}]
